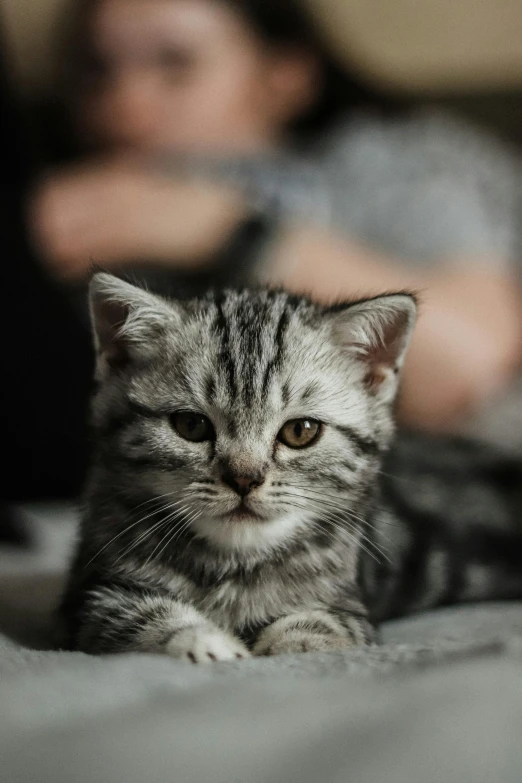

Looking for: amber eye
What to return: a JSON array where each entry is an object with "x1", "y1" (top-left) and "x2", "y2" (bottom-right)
[
  {"x1": 277, "y1": 419, "x2": 322, "y2": 449},
  {"x1": 171, "y1": 412, "x2": 215, "y2": 443}
]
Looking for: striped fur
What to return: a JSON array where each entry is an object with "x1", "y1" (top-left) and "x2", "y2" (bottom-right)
[{"x1": 59, "y1": 274, "x2": 522, "y2": 662}]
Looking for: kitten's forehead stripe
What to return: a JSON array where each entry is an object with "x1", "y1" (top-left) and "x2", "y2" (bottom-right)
[
  {"x1": 214, "y1": 294, "x2": 237, "y2": 400},
  {"x1": 212, "y1": 292, "x2": 295, "y2": 408},
  {"x1": 281, "y1": 382, "x2": 291, "y2": 406},
  {"x1": 261, "y1": 306, "x2": 290, "y2": 402}
]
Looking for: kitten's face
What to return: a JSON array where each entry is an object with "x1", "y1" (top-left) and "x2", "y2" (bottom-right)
[{"x1": 90, "y1": 275, "x2": 416, "y2": 553}]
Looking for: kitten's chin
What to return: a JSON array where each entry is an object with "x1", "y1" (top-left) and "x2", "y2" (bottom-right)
[
  {"x1": 190, "y1": 511, "x2": 305, "y2": 553},
  {"x1": 221, "y1": 507, "x2": 266, "y2": 523}
]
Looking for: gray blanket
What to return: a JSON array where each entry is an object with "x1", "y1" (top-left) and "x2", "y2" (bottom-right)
[{"x1": 2, "y1": 504, "x2": 522, "y2": 782}]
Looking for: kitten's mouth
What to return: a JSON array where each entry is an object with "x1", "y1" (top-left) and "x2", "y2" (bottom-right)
[{"x1": 221, "y1": 503, "x2": 264, "y2": 522}]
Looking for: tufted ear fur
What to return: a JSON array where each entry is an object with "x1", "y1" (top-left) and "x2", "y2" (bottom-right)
[
  {"x1": 89, "y1": 273, "x2": 180, "y2": 376},
  {"x1": 329, "y1": 293, "x2": 417, "y2": 404}
]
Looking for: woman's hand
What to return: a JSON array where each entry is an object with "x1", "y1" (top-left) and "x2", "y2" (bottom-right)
[{"x1": 29, "y1": 161, "x2": 246, "y2": 280}]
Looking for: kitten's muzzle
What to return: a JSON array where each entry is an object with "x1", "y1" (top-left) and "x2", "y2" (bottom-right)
[{"x1": 220, "y1": 470, "x2": 265, "y2": 498}]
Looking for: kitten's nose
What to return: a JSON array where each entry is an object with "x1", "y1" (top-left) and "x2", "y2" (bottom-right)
[{"x1": 221, "y1": 471, "x2": 265, "y2": 497}]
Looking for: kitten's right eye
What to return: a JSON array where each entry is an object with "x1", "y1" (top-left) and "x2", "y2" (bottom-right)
[
  {"x1": 277, "y1": 419, "x2": 322, "y2": 449},
  {"x1": 170, "y1": 412, "x2": 215, "y2": 443}
]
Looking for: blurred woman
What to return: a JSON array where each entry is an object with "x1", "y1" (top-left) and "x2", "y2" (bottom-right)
[{"x1": 31, "y1": 0, "x2": 522, "y2": 433}]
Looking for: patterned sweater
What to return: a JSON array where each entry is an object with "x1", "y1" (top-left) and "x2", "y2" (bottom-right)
[{"x1": 164, "y1": 109, "x2": 520, "y2": 271}]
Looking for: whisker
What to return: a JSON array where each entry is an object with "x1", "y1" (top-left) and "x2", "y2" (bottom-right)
[
  {"x1": 144, "y1": 520, "x2": 184, "y2": 566},
  {"x1": 307, "y1": 499, "x2": 392, "y2": 561},
  {"x1": 113, "y1": 505, "x2": 193, "y2": 563},
  {"x1": 283, "y1": 483, "x2": 401, "y2": 529},
  {"x1": 151, "y1": 511, "x2": 202, "y2": 563},
  {"x1": 376, "y1": 468, "x2": 419, "y2": 484},
  {"x1": 84, "y1": 495, "x2": 195, "y2": 567},
  {"x1": 274, "y1": 491, "x2": 390, "y2": 563}
]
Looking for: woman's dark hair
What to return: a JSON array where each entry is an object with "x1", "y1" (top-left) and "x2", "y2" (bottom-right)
[{"x1": 59, "y1": 0, "x2": 402, "y2": 145}]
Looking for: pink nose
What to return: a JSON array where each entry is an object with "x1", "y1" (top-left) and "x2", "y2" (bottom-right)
[{"x1": 221, "y1": 471, "x2": 265, "y2": 497}]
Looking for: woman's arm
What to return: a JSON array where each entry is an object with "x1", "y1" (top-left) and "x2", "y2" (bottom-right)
[
  {"x1": 265, "y1": 223, "x2": 522, "y2": 431},
  {"x1": 30, "y1": 161, "x2": 522, "y2": 432},
  {"x1": 30, "y1": 161, "x2": 249, "y2": 279}
]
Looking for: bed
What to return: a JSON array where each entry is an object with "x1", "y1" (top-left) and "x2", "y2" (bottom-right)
[{"x1": 1, "y1": 503, "x2": 521, "y2": 782}]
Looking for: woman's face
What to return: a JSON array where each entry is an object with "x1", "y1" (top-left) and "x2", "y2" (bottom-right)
[{"x1": 77, "y1": 0, "x2": 318, "y2": 155}]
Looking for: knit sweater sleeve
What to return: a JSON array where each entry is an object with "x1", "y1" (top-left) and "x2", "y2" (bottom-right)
[{"x1": 317, "y1": 111, "x2": 520, "y2": 267}]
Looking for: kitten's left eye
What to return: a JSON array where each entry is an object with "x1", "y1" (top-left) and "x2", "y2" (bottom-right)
[
  {"x1": 277, "y1": 419, "x2": 322, "y2": 449},
  {"x1": 170, "y1": 411, "x2": 215, "y2": 443}
]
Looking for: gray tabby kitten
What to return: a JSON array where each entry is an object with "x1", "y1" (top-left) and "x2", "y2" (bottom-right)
[{"x1": 59, "y1": 273, "x2": 522, "y2": 661}]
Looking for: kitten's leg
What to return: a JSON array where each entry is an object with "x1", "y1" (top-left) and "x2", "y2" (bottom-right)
[
  {"x1": 252, "y1": 609, "x2": 374, "y2": 657},
  {"x1": 72, "y1": 585, "x2": 250, "y2": 662}
]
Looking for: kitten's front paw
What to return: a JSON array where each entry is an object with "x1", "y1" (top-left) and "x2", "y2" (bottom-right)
[
  {"x1": 253, "y1": 630, "x2": 353, "y2": 657},
  {"x1": 166, "y1": 626, "x2": 250, "y2": 664}
]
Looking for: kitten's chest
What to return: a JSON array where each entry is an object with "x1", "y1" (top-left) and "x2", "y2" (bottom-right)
[
  {"x1": 173, "y1": 549, "x2": 349, "y2": 633},
  {"x1": 198, "y1": 577, "x2": 321, "y2": 632}
]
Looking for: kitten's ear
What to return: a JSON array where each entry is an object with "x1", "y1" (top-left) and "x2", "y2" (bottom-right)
[
  {"x1": 89, "y1": 273, "x2": 179, "y2": 372},
  {"x1": 330, "y1": 294, "x2": 417, "y2": 403}
]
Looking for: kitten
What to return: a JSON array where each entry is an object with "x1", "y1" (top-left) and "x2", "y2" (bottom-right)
[{"x1": 58, "y1": 274, "x2": 522, "y2": 661}]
